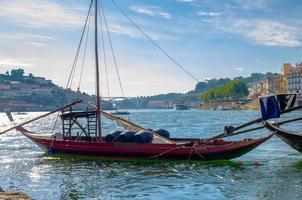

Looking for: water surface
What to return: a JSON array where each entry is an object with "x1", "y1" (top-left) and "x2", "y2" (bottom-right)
[{"x1": 1, "y1": 109, "x2": 302, "y2": 200}]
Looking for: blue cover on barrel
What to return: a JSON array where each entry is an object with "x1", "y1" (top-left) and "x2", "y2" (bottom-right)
[
  {"x1": 134, "y1": 131, "x2": 153, "y2": 143},
  {"x1": 117, "y1": 130, "x2": 136, "y2": 143},
  {"x1": 104, "y1": 130, "x2": 123, "y2": 142},
  {"x1": 259, "y1": 95, "x2": 280, "y2": 120},
  {"x1": 153, "y1": 128, "x2": 170, "y2": 138}
]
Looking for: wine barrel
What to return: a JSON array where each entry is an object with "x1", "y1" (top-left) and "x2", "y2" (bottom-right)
[
  {"x1": 104, "y1": 130, "x2": 123, "y2": 142},
  {"x1": 117, "y1": 130, "x2": 136, "y2": 143},
  {"x1": 134, "y1": 131, "x2": 153, "y2": 143},
  {"x1": 153, "y1": 128, "x2": 170, "y2": 138}
]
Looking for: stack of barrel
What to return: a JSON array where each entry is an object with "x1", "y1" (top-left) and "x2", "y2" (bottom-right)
[{"x1": 104, "y1": 128, "x2": 170, "y2": 143}]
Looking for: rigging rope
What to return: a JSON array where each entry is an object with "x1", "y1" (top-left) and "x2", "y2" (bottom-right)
[
  {"x1": 78, "y1": 7, "x2": 92, "y2": 91},
  {"x1": 66, "y1": 0, "x2": 93, "y2": 89},
  {"x1": 52, "y1": 0, "x2": 93, "y2": 135},
  {"x1": 101, "y1": 0, "x2": 125, "y2": 97},
  {"x1": 98, "y1": 2, "x2": 111, "y2": 98},
  {"x1": 110, "y1": 0, "x2": 201, "y2": 83}
]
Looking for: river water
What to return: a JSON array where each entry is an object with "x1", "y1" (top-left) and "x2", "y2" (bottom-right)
[{"x1": 0, "y1": 109, "x2": 302, "y2": 200}]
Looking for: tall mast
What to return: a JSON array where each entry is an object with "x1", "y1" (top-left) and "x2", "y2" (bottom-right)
[{"x1": 94, "y1": 0, "x2": 102, "y2": 139}]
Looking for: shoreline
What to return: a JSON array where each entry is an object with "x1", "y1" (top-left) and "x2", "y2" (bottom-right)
[{"x1": 0, "y1": 187, "x2": 32, "y2": 200}]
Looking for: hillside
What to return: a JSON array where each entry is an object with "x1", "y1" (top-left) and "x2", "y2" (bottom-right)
[
  {"x1": 0, "y1": 69, "x2": 113, "y2": 111},
  {"x1": 117, "y1": 72, "x2": 278, "y2": 109}
]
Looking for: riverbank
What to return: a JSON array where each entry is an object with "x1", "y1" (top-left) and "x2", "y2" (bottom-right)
[
  {"x1": 199, "y1": 99, "x2": 259, "y2": 110},
  {"x1": 0, "y1": 187, "x2": 32, "y2": 200}
]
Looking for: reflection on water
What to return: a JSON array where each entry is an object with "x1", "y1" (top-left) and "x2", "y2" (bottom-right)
[{"x1": 1, "y1": 110, "x2": 302, "y2": 199}]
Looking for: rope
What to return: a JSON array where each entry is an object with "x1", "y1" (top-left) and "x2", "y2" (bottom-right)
[
  {"x1": 98, "y1": 2, "x2": 110, "y2": 98},
  {"x1": 78, "y1": 8, "x2": 92, "y2": 90},
  {"x1": 193, "y1": 145, "x2": 206, "y2": 160},
  {"x1": 146, "y1": 146, "x2": 178, "y2": 160},
  {"x1": 110, "y1": 0, "x2": 201, "y2": 83},
  {"x1": 101, "y1": 0, "x2": 125, "y2": 97},
  {"x1": 66, "y1": 0, "x2": 93, "y2": 89},
  {"x1": 51, "y1": 1, "x2": 93, "y2": 138},
  {"x1": 187, "y1": 146, "x2": 194, "y2": 161}
]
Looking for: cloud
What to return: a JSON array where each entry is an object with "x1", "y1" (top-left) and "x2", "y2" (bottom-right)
[
  {"x1": 0, "y1": 58, "x2": 35, "y2": 67},
  {"x1": 233, "y1": 0, "x2": 268, "y2": 10},
  {"x1": 178, "y1": 0, "x2": 197, "y2": 2},
  {"x1": 235, "y1": 67, "x2": 244, "y2": 71},
  {"x1": 228, "y1": 19, "x2": 301, "y2": 47},
  {"x1": 0, "y1": 0, "x2": 85, "y2": 29},
  {"x1": 130, "y1": 6, "x2": 171, "y2": 19},
  {"x1": 0, "y1": 32, "x2": 55, "y2": 47},
  {"x1": 197, "y1": 11, "x2": 221, "y2": 17},
  {"x1": 108, "y1": 23, "x2": 178, "y2": 41},
  {"x1": 203, "y1": 16, "x2": 302, "y2": 47}
]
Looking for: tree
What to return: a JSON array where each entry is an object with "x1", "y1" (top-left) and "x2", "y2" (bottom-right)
[
  {"x1": 10, "y1": 69, "x2": 24, "y2": 80},
  {"x1": 200, "y1": 80, "x2": 248, "y2": 102}
]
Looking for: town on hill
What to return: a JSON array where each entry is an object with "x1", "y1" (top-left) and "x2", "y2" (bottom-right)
[
  {"x1": 115, "y1": 62, "x2": 302, "y2": 110},
  {"x1": 0, "y1": 63, "x2": 301, "y2": 111},
  {"x1": 0, "y1": 69, "x2": 113, "y2": 111}
]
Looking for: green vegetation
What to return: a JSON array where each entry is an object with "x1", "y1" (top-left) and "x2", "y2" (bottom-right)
[
  {"x1": 0, "y1": 69, "x2": 113, "y2": 111},
  {"x1": 200, "y1": 80, "x2": 249, "y2": 102},
  {"x1": 0, "y1": 68, "x2": 56, "y2": 87}
]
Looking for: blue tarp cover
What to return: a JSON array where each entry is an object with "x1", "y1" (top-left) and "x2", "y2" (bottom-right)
[{"x1": 259, "y1": 95, "x2": 280, "y2": 120}]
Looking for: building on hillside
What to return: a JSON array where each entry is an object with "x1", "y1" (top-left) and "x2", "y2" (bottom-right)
[
  {"x1": 0, "y1": 84, "x2": 11, "y2": 90},
  {"x1": 32, "y1": 88, "x2": 53, "y2": 96},
  {"x1": 268, "y1": 63, "x2": 294, "y2": 94},
  {"x1": 267, "y1": 75, "x2": 288, "y2": 94},
  {"x1": 281, "y1": 63, "x2": 294, "y2": 76},
  {"x1": 288, "y1": 62, "x2": 302, "y2": 94},
  {"x1": 249, "y1": 80, "x2": 269, "y2": 98}
]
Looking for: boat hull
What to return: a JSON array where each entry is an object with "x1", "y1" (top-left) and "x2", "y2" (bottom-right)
[
  {"x1": 18, "y1": 127, "x2": 271, "y2": 160},
  {"x1": 264, "y1": 122, "x2": 302, "y2": 152}
]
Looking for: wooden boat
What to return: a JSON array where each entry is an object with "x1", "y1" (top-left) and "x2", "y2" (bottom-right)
[
  {"x1": 258, "y1": 93, "x2": 302, "y2": 153},
  {"x1": 16, "y1": 126, "x2": 271, "y2": 160},
  {"x1": 264, "y1": 122, "x2": 302, "y2": 153},
  {"x1": 0, "y1": 0, "x2": 273, "y2": 161}
]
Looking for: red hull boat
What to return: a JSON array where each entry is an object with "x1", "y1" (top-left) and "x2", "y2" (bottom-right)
[
  {"x1": 18, "y1": 127, "x2": 271, "y2": 160},
  {"x1": 0, "y1": 0, "x2": 274, "y2": 162}
]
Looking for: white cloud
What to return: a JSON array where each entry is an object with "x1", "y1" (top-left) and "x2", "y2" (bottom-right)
[
  {"x1": 178, "y1": 0, "x2": 197, "y2": 2},
  {"x1": 235, "y1": 67, "x2": 244, "y2": 71},
  {"x1": 204, "y1": 16, "x2": 301, "y2": 47},
  {"x1": 234, "y1": 0, "x2": 268, "y2": 10},
  {"x1": 108, "y1": 23, "x2": 178, "y2": 41},
  {"x1": 0, "y1": 32, "x2": 55, "y2": 47},
  {"x1": 197, "y1": 11, "x2": 221, "y2": 17},
  {"x1": 228, "y1": 19, "x2": 301, "y2": 47},
  {"x1": 0, "y1": 0, "x2": 85, "y2": 29},
  {"x1": 130, "y1": 6, "x2": 171, "y2": 19},
  {"x1": 0, "y1": 58, "x2": 35, "y2": 67}
]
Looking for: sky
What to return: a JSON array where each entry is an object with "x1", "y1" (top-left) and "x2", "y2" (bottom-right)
[{"x1": 0, "y1": 0, "x2": 302, "y2": 97}]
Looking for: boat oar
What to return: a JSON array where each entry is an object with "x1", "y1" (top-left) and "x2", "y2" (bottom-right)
[
  {"x1": 0, "y1": 100, "x2": 83, "y2": 136},
  {"x1": 218, "y1": 116, "x2": 302, "y2": 138},
  {"x1": 206, "y1": 105, "x2": 302, "y2": 141}
]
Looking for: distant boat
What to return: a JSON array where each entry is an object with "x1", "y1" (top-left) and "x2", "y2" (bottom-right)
[
  {"x1": 15, "y1": 112, "x2": 28, "y2": 115},
  {"x1": 173, "y1": 104, "x2": 188, "y2": 110},
  {"x1": 217, "y1": 106, "x2": 230, "y2": 111},
  {"x1": 111, "y1": 110, "x2": 130, "y2": 115}
]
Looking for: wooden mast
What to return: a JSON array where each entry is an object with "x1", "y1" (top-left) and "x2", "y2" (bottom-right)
[{"x1": 94, "y1": 0, "x2": 102, "y2": 140}]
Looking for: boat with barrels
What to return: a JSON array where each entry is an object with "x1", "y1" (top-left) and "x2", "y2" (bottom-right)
[{"x1": 1, "y1": 0, "x2": 273, "y2": 161}]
